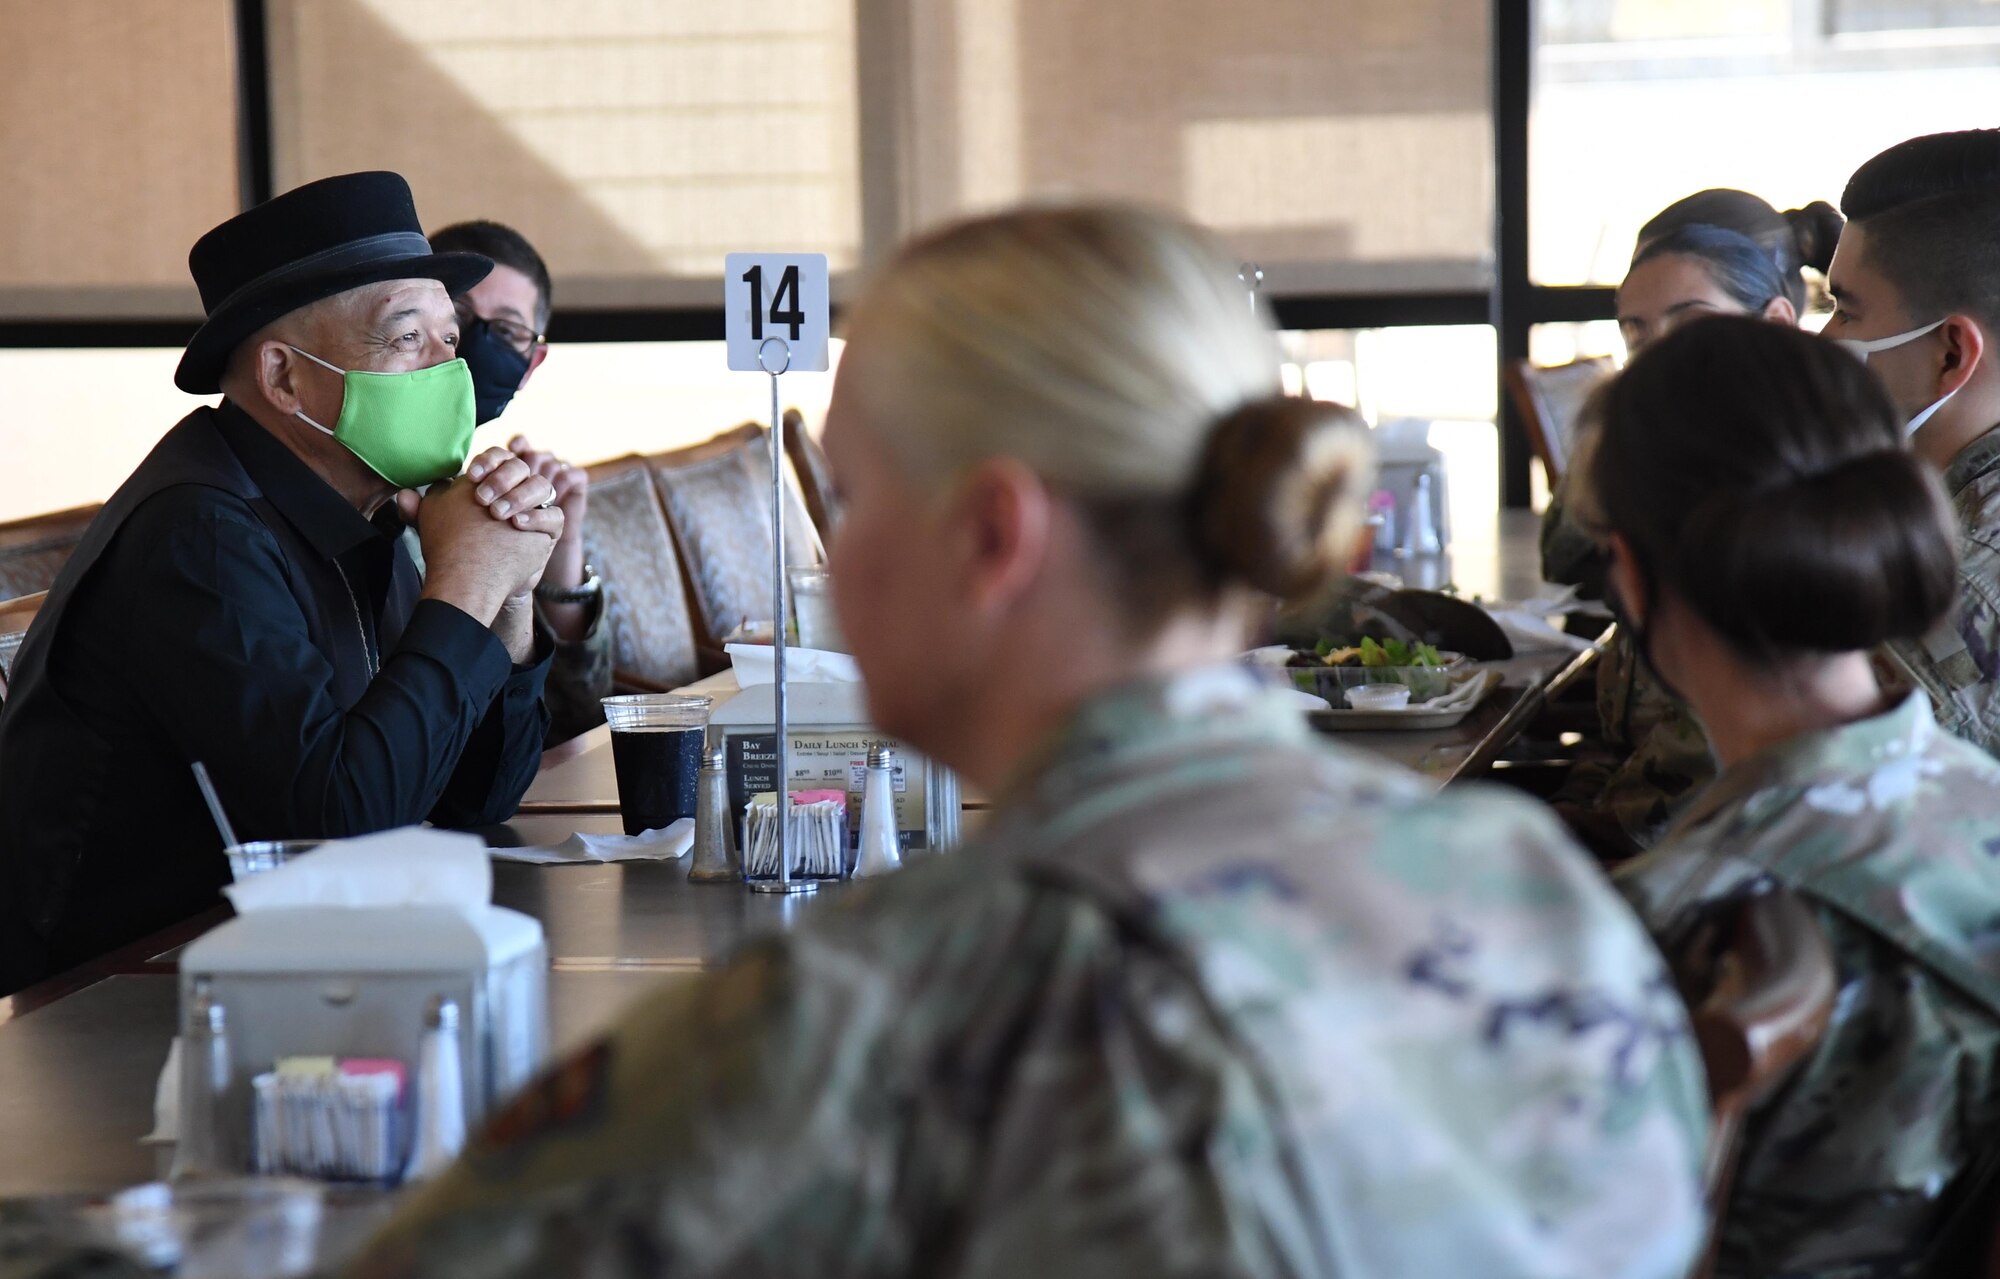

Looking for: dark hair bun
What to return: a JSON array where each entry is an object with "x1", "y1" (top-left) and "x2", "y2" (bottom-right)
[
  {"x1": 1594, "y1": 318, "x2": 1959, "y2": 659},
  {"x1": 1190, "y1": 397, "x2": 1374, "y2": 599},
  {"x1": 1677, "y1": 450, "x2": 1957, "y2": 655},
  {"x1": 1783, "y1": 200, "x2": 1844, "y2": 274}
]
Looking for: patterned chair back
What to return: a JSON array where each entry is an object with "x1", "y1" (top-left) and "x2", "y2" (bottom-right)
[
  {"x1": 783, "y1": 408, "x2": 841, "y2": 541},
  {"x1": 648, "y1": 424, "x2": 820, "y2": 651},
  {"x1": 0, "y1": 589, "x2": 49, "y2": 702},
  {"x1": 580, "y1": 457, "x2": 702, "y2": 690},
  {"x1": 0, "y1": 504, "x2": 99, "y2": 600},
  {"x1": 1502, "y1": 355, "x2": 1615, "y2": 485}
]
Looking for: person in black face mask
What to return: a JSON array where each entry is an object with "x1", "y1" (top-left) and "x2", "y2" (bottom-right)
[{"x1": 430, "y1": 220, "x2": 611, "y2": 743}]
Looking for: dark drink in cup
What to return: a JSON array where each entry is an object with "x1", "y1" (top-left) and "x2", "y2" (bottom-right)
[
  {"x1": 608, "y1": 728, "x2": 704, "y2": 834},
  {"x1": 600, "y1": 694, "x2": 712, "y2": 836}
]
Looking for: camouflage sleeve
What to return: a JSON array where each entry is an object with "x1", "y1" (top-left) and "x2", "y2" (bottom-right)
[
  {"x1": 1579, "y1": 637, "x2": 1715, "y2": 853},
  {"x1": 1612, "y1": 844, "x2": 1767, "y2": 943},
  {"x1": 1886, "y1": 562, "x2": 2000, "y2": 759},
  {"x1": 1712, "y1": 911, "x2": 2000, "y2": 1277},
  {"x1": 1539, "y1": 480, "x2": 1608, "y2": 598},
  {"x1": 1593, "y1": 704, "x2": 1715, "y2": 852},
  {"x1": 347, "y1": 934, "x2": 912, "y2": 1279},
  {"x1": 536, "y1": 586, "x2": 613, "y2": 745},
  {"x1": 1618, "y1": 808, "x2": 2000, "y2": 1273}
]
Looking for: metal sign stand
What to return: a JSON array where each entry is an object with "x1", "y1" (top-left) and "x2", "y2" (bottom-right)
[
  {"x1": 1238, "y1": 262, "x2": 1264, "y2": 313},
  {"x1": 749, "y1": 336, "x2": 814, "y2": 895}
]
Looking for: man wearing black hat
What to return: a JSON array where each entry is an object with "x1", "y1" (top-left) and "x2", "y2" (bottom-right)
[{"x1": 0, "y1": 172, "x2": 563, "y2": 995}]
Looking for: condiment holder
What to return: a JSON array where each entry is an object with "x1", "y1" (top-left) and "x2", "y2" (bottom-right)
[{"x1": 169, "y1": 831, "x2": 549, "y2": 1185}]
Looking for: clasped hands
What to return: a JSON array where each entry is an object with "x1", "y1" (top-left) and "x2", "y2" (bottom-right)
[{"x1": 402, "y1": 443, "x2": 568, "y2": 627}]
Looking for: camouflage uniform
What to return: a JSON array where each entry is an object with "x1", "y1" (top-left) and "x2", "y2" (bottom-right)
[
  {"x1": 350, "y1": 667, "x2": 1708, "y2": 1279},
  {"x1": 1587, "y1": 635, "x2": 1719, "y2": 850},
  {"x1": 1885, "y1": 429, "x2": 2000, "y2": 758},
  {"x1": 1542, "y1": 482, "x2": 1716, "y2": 851},
  {"x1": 1617, "y1": 693, "x2": 2000, "y2": 1279}
]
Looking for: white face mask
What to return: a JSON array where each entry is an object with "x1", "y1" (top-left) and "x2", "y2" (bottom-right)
[{"x1": 1833, "y1": 318, "x2": 1957, "y2": 437}]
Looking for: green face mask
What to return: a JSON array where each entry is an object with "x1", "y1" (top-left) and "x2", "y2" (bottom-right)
[{"x1": 289, "y1": 346, "x2": 476, "y2": 488}]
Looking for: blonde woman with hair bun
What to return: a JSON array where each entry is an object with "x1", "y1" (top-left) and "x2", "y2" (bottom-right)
[{"x1": 353, "y1": 206, "x2": 1707, "y2": 1279}]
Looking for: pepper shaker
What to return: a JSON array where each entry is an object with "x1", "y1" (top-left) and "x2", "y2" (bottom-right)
[{"x1": 688, "y1": 746, "x2": 740, "y2": 883}]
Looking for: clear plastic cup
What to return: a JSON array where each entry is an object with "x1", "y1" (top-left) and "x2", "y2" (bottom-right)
[
  {"x1": 600, "y1": 694, "x2": 713, "y2": 836},
  {"x1": 787, "y1": 566, "x2": 846, "y2": 652},
  {"x1": 224, "y1": 840, "x2": 325, "y2": 881}
]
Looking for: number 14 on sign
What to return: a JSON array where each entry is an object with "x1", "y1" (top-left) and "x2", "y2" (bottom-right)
[{"x1": 725, "y1": 253, "x2": 830, "y2": 372}]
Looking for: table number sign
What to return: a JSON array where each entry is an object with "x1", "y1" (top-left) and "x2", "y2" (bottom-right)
[
  {"x1": 724, "y1": 251, "x2": 830, "y2": 893},
  {"x1": 724, "y1": 253, "x2": 831, "y2": 373}
]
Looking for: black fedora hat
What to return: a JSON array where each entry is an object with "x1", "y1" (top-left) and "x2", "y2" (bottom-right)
[{"x1": 175, "y1": 171, "x2": 492, "y2": 394}]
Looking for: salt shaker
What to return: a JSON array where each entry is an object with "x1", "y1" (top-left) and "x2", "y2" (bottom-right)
[
  {"x1": 852, "y1": 744, "x2": 903, "y2": 879},
  {"x1": 688, "y1": 746, "x2": 740, "y2": 883},
  {"x1": 404, "y1": 996, "x2": 466, "y2": 1183},
  {"x1": 172, "y1": 984, "x2": 233, "y2": 1179},
  {"x1": 1407, "y1": 471, "x2": 1443, "y2": 556}
]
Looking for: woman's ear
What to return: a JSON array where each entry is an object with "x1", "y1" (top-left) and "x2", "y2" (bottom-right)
[
  {"x1": 1762, "y1": 294, "x2": 1798, "y2": 327},
  {"x1": 1606, "y1": 532, "x2": 1650, "y2": 629},
  {"x1": 954, "y1": 456, "x2": 1052, "y2": 618}
]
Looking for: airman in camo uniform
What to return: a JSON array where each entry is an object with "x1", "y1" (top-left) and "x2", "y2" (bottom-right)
[
  {"x1": 352, "y1": 669, "x2": 1708, "y2": 1279},
  {"x1": 1821, "y1": 132, "x2": 2000, "y2": 760}
]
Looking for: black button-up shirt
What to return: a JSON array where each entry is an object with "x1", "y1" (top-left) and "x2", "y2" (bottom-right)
[{"x1": 0, "y1": 401, "x2": 550, "y2": 993}]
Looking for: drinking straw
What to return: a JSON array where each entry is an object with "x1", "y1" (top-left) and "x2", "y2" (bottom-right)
[{"x1": 190, "y1": 761, "x2": 240, "y2": 849}]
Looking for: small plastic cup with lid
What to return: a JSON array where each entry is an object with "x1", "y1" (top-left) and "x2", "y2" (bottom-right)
[{"x1": 1345, "y1": 683, "x2": 1414, "y2": 712}]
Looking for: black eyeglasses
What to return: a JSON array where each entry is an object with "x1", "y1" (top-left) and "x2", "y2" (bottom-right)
[{"x1": 455, "y1": 303, "x2": 545, "y2": 359}]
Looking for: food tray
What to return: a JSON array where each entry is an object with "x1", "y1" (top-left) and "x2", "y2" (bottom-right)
[
  {"x1": 1285, "y1": 652, "x2": 1465, "y2": 707},
  {"x1": 1305, "y1": 668, "x2": 1499, "y2": 732},
  {"x1": 1307, "y1": 703, "x2": 1480, "y2": 733}
]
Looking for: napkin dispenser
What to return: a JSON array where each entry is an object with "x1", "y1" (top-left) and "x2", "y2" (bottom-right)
[
  {"x1": 709, "y1": 681, "x2": 962, "y2": 861},
  {"x1": 177, "y1": 904, "x2": 548, "y2": 1170}
]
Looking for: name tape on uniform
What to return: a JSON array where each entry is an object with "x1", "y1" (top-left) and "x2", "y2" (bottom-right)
[{"x1": 724, "y1": 253, "x2": 830, "y2": 373}]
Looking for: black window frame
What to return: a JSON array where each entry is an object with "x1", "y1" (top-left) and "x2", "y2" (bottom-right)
[{"x1": 0, "y1": 0, "x2": 1617, "y2": 510}]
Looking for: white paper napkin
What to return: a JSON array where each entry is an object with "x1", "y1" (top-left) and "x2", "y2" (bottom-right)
[
  {"x1": 222, "y1": 828, "x2": 491, "y2": 914},
  {"x1": 492, "y1": 819, "x2": 696, "y2": 865},
  {"x1": 1418, "y1": 668, "x2": 1503, "y2": 712},
  {"x1": 1481, "y1": 585, "x2": 1595, "y2": 654},
  {"x1": 727, "y1": 643, "x2": 861, "y2": 686}
]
